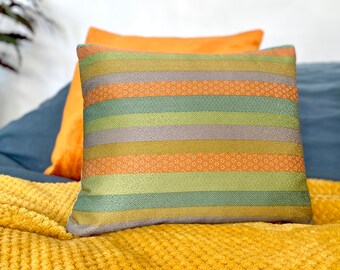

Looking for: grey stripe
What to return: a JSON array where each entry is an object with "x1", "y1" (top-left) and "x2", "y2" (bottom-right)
[
  {"x1": 82, "y1": 71, "x2": 296, "y2": 94},
  {"x1": 67, "y1": 215, "x2": 312, "y2": 236},
  {"x1": 84, "y1": 125, "x2": 301, "y2": 148}
]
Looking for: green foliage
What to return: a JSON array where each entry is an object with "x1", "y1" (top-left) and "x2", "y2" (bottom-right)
[{"x1": 0, "y1": 0, "x2": 52, "y2": 72}]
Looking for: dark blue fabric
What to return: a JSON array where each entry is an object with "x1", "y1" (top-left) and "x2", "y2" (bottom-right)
[
  {"x1": 298, "y1": 63, "x2": 340, "y2": 181},
  {"x1": 0, "y1": 153, "x2": 22, "y2": 168},
  {"x1": 0, "y1": 83, "x2": 70, "y2": 175},
  {"x1": 0, "y1": 166, "x2": 70, "y2": 183}
]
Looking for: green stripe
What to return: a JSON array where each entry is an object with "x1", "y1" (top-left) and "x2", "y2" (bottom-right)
[
  {"x1": 74, "y1": 191, "x2": 311, "y2": 212},
  {"x1": 79, "y1": 51, "x2": 295, "y2": 69},
  {"x1": 84, "y1": 96, "x2": 298, "y2": 122},
  {"x1": 85, "y1": 112, "x2": 300, "y2": 135},
  {"x1": 84, "y1": 140, "x2": 303, "y2": 160},
  {"x1": 81, "y1": 59, "x2": 295, "y2": 82},
  {"x1": 81, "y1": 172, "x2": 307, "y2": 195}
]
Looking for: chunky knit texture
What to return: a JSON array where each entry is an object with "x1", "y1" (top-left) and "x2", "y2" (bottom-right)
[{"x1": 0, "y1": 175, "x2": 339, "y2": 269}]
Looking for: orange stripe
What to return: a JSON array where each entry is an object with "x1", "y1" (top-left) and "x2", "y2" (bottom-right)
[
  {"x1": 83, "y1": 153, "x2": 305, "y2": 177},
  {"x1": 84, "y1": 81, "x2": 298, "y2": 108}
]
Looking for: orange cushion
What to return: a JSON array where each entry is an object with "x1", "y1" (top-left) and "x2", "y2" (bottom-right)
[{"x1": 45, "y1": 27, "x2": 264, "y2": 180}]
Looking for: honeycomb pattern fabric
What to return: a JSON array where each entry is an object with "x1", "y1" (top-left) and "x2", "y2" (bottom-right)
[
  {"x1": 0, "y1": 175, "x2": 339, "y2": 269},
  {"x1": 67, "y1": 45, "x2": 312, "y2": 236}
]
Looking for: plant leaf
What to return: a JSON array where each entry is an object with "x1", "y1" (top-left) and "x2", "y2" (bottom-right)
[
  {"x1": 0, "y1": 33, "x2": 19, "y2": 45},
  {"x1": 0, "y1": 33, "x2": 23, "y2": 64},
  {"x1": 0, "y1": 57, "x2": 18, "y2": 72},
  {"x1": 0, "y1": 4, "x2": 35, "y2": 33},
  {"x1": 1, "y1": 33, "x2": 32, "y2": 41},
  {"x1": 0, "y1": 0, "x2": 55, "y2": 73}
]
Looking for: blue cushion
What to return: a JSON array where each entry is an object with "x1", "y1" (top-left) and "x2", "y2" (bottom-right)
[
  {"x1": 298, "y1": 63, "x2": 340, "y2": 181},
  {"x1": 0, "y1": 84, "x2": 70, "y2": 174},
  {"x1": 0, "y1": 166, "x2": 70, "y2": 183}
]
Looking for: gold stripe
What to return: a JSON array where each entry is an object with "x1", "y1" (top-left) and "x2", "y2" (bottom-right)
[{"x1": 81, "y1": 59, "x2": 295, "y2": 82}]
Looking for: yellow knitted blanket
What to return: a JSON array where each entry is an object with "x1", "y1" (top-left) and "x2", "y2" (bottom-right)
[{"x1": 0, "y1": 175, "x2": 339, "y2": 269}]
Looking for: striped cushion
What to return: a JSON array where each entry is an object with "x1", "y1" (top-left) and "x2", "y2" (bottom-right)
[{"x1": 67, "y1": 45, "x2": 312, "y2": 236}]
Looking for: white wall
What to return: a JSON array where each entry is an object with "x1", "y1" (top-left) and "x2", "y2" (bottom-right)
[{"x1": 0, "y1": 0, "x2": 339, "y2": 127}]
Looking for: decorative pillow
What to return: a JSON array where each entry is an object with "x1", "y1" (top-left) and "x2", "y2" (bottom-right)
[
  {"x1": 297, "y1": 63, "x2": 340, "y2": 181},
  {"x1": 0, "y1": 83, "x2": 70, "y2": 173},
  {"x1": 45, "y1": 27, "x2": 264, "y2": 180},
  {"x1": 66, "y1": 44, "x2": 312, "y2": 236}
]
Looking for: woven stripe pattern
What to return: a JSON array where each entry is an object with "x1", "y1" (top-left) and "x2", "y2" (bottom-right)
[{"x1": 67, "y1": 45, "x2": 312, "y2": 236}]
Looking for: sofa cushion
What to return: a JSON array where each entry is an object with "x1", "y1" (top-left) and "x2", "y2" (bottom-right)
[
  {"x1": 66, "y1": 44, "x2": 312, "y2": 236},
  {"x1": 0, "y1": 84, "x2": 70, "y2": 173},
  {"x1": 298, "y1": 63, "x2": 340, "y2": 180}
]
